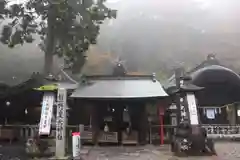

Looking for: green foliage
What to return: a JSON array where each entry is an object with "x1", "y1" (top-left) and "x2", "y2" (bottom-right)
[{"x1": 0, "y1": 0, "x2": 117, "y2": 72}]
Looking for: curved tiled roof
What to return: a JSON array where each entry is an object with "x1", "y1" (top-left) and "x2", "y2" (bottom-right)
[
  {"x1": 191, "y1": 65, "x2": 240, "y2": 86},
  {"x1": 164, "y1": 55, "x2": 240, "y2": 90},
  {"x1": 71, "y1": 75, "x2": 168, "y2": 99}
]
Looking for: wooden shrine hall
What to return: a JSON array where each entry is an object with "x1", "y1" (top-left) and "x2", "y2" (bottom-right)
[{"x1": 69, "y1": 63, "x2": 168, "y2": 145}]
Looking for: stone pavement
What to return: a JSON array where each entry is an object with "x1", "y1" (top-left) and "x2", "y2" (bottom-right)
[
  {"x1": 80, "y1": 142, "x2": 240, "y2": 160},
  {"x1": 80, "y1": 145, "x2": 171, "y2": 160},
  {"x1": 0, "y1": 142, "x2": 239, "y2": 160}
]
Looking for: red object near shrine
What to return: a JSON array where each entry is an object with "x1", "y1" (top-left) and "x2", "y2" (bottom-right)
[
  {"x1": 159, "y1": 106, "x2": 165, "y2": 116},
  {"x1": 72, "y1": 132, "x2": 80, "y2": 136}
]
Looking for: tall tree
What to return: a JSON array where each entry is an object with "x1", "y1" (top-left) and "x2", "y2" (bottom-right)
[{"x1": 0, "y1": 0, "x2": 116, "y2": 75}]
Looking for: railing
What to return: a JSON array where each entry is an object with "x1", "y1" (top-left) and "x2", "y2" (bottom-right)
[
  {"x1": 202, "y1": 124, "x2": 240, "y2": 139},
  {"x1": 148, "y1": 125, "x2": 174, "y2": 144},
  {"x1": 0, "y1": 125, "x2": 40, "y2": 141},
  {"x1": 1, "y1": 124, "x2": 240, "y2": 145},
  {"x1": 0, "y1": 124, "x2": 78, "y2": 143},
  {"x1": 0, "y1": 124, "x2": 88, "y2": 154},
  {"x1": 149, "y1": 124, "x2": 240, "y2": 143},
  {"x1": 19, "y1": 125, "x2": 38, "y2": 139}
]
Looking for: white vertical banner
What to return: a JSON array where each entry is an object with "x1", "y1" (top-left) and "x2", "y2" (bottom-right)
[
  {"x1": 39, "y1": 92, "x2": 55, "y2": 135},
  {"x1": 186, "y1": 93, "x2": 199, "y2": 125},
  {"x1": 56, "y1": 88, "x2": 67, "y2": 158}
]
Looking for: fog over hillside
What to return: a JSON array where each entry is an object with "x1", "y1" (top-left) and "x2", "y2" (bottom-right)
[
  {"x1": 1, "y1": 0, "x2": 240, "y2": 84},
  {"x1": 97, "y1": 0, "x2": 240, "y2": 73},
  {"x1": 0, "y1": 40, "x2": 61, "y2": 85}
]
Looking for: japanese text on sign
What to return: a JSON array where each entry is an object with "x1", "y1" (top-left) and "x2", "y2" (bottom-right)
[
  {"x1": 56, "y1": 88, "x2": 66, "y2": 141},
  {"x1": 56, "y1": 102, "x2": 64, "y2": 140},
  {"x1": 56, "y1": 88, "x2": 67, "y2": 157},
  {"x1": 39, "y1": 93, "x2": 54, "y2": 135},
  {"x1": 186, "y1": 93, "x2": 199, "y2": 125}
]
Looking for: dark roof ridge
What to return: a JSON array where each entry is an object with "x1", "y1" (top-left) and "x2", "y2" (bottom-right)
[
  {"x1": 186, "y1": 54, "x2": 222, "y2": 75},
  {"x1": 166, "y1": 55, "x2": 223, "y2": 82}
]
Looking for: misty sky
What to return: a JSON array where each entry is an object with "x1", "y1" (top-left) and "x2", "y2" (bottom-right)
[
  {"x1": 98, "y1": 0, "x2": 240, "y2": 71},
  {"x1": 1, "y1": 0, "x2": 240, "y2": 84}
]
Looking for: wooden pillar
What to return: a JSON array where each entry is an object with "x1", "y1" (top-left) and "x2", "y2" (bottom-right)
[
  {"x1": 114, "y1": 104, "x2": 123, "y2": 144},
  {"x1": 89, "y1": 104, "x2": 99, "y2": 145},
  {"x1": 233, "y1": 104, "x2": 237, "y2": 125},
  {"x1": 236, "y1": 104, "x2": 240, "y2": 124},
  {"x1": 229, "y1": 105, "x2": 236, "y2": 125},
  {"x1": 138, "y1": 104, "x2": 148, "y2": 145}
]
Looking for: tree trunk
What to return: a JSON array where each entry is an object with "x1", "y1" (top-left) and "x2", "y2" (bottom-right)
[
  {"x1": 72, "y1": 53, "x2": 85, "y2": 74},
  {"x1": 44, "y1": 49, "x2": 54, "y2": 76},
  {"x1": 44, "y1": 11, "x2": 55, "y2": 76}
]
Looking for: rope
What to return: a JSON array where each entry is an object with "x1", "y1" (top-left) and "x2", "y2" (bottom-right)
[{"x1": 60, "y1": 69, "x2": 79, "y2": 84}]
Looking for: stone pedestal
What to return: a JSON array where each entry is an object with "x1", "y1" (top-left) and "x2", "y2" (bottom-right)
[{"x1": 26, "y1": 137, "x2": 55, "y2": 158}]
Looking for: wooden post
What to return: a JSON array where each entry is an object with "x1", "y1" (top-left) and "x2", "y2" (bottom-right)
[
  {"x1": 160, "y1": 115, "x2": 164, "y2": 145},
  {"x1": 56, "y1": 88, "x2": 67, "y2": 158},
  {"x1": 158, "y1": 105, "x2": 164, "y2": 145}
]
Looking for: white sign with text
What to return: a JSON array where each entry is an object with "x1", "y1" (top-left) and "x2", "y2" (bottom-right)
[
  {"x1": 186, "y1": 93, "x2": 199, "y2": 125},
  {"x1": 39, "y1": 92, "x2": 55, "y2": 135}
]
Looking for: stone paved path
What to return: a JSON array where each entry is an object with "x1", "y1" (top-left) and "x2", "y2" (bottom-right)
[
  {"x1": 81, "y1": 142, "x2": 240, "y2": 160},
  {"x1": 0, "y1": 142, "x2": 239, "y2": 159}
]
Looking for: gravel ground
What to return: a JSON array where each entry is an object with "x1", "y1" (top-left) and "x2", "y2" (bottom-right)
[
  {"x1": 0, "y1": 143, "x2": 27, "y2": 160},
  {"x1": 0, "y1": 142, "x2": 240, "y2": 160}
]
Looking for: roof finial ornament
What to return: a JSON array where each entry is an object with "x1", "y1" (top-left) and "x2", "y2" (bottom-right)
[
  {"x1": 207, "y1": 53, "x2": 216, "y2": 60},
  {"x1": 152, "y1": 73, "x2": 157, "y2": 82},
  {"x1": 112, "y1": 56, "x2": 127, "y2": 76},
  {"x1": 206, "y1": 53, "x2": 220, "y2": 65}
]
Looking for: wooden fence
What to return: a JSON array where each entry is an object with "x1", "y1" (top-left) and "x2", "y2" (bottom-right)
[
  {"x1": 150, "y1": 124, "x2": 240, "y2": 143},
  {"x1": 0, "y1": 124, "x2": 240, "y2": 146},
  {"x1": 202, "y1": 124, "x2": 240, "y2": 139}
]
